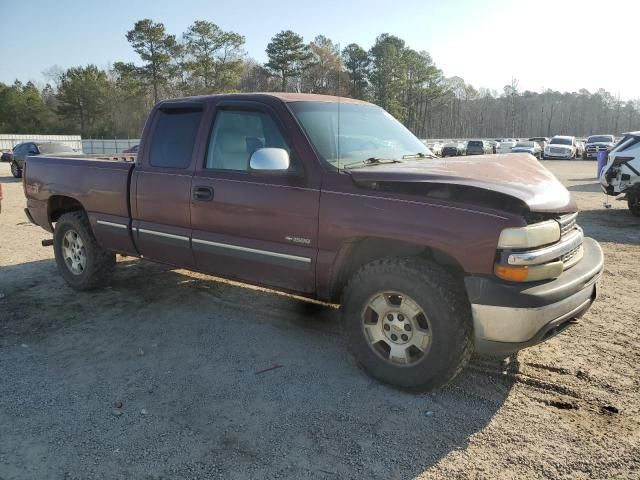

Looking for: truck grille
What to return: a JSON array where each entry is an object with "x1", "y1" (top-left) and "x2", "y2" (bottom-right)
[
  {"x1": 560, "y1": 244, "x2": 584, "y2": 270},
  {"x1": 506, "y1": 213, "x2": 583, "y2": 271},
  {"x1": 550, "y1": 147, "x2": 566, "y2": 154},
  {"x1": 558, "y1": 213, "x2": 578, "y2": 237},
  {"x1": 586, "y1": 145, "x2": 608, "y2": 152}
]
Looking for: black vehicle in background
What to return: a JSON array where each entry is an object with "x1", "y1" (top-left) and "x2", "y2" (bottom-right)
[
  {"x1": 11, "y1": 141, "x2": 82, "y2": 178},
  {"x1": 1, "y1": 149, "x2": 13, "y2": 162},
  {"x1": 466, "y1": 140, "x2": 493, "y2": 155},
  {"x1": 441, "y1": 141, "x2": 466, "y2": 157}
]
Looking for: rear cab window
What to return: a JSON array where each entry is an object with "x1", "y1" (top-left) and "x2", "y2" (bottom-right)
[{"x1": 149, "y1": 108, "x2": 203, "y2": 169}]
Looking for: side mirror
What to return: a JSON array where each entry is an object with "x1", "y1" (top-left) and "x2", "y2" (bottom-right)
[{"x1": 249, "y1": 148, "x2": 290, "y2": 172}]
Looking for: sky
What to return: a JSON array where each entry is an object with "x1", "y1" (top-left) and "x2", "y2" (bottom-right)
[{"x1": 1, "y1": 0, "x2": 638, "y2": 99}]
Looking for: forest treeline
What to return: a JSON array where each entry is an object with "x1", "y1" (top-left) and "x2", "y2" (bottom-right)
[{"x1": 1, "y1": 18, "x2": 638, "y2": 139}]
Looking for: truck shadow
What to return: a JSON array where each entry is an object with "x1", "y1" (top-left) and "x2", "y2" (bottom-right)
[
  {"x1": 577, "y1": 206, "x2": 640, "y2": 245},
  {"x1": 0, "y1": 258, "x2": 515, "y2": 478},
  {"x1": 567, "y1": 182, "x2": 603, "y2": 193}
]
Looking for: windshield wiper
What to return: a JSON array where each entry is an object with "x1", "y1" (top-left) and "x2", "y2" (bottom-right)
[
  {"x1": 343, "y1": 157, "x2": 402, "y2": 170},
  {"x1": 402, "y1": 152, "x2": 437, "y2": 159}
]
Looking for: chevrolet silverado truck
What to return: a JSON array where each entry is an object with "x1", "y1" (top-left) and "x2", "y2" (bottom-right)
[{"x1": 23, "y1": 93, "x2": 604, "y2": 390}]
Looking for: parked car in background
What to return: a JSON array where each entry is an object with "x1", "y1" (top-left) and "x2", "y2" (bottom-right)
[
  {"x1": 441, "y1": 141, "x2": 466, "y2": 157},
  {"x1": 466, "y1": 140, "x2": 493, "y2": 155},
  {"x1": 11, "y1": 141, "x2": 83, "y2": 178},
  {"x1": 122, "y1": 144, "x2": 139, "y2": 154},
  {"x1": 528, "y1": 137, "x2": 549, "y2": 151},
  {"x1": 22, "y1": 92, "x2": 603, "y2": 390},
  {"x1": 543, "y1": 136, "x2": 578, "y2": 159},
  {"x1": 511, "y1": 141, "x2": 542, "y2": 159},
  {"x1": 424, "y1": 141, "x2": 443, "y2": 156},
  {"x1": 584, "y1": 134, "x2": 615, "y2": 159},
  {"x1": 1, "y1": 149, "x2": 14, "y2": 162},
  {"x1": 600, "y1": 131, "x2": 640, "y2": 216},
  {"x1": 498, "y1": 139, "x2": 517, "y2": 154}
]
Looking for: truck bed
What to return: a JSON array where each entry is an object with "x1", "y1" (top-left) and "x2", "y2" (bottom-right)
[{"x1": 24, "y1": 156, "x2": 135, "y2": 245}]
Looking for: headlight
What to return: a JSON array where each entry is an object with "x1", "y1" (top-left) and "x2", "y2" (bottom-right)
[{"x1": 497, "y1": 220, "x2": 560, "y2": 249}]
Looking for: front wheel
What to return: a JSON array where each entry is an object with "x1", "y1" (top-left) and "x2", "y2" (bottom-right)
[
  {"x1": 53, "y1": 211, "x2": 116, "y2": 290},
  {"x1": 628, "y1": 193, "x2": 640, "y2": 217},
  {"x1": 10, "y1": 161, "x2": 22, "y2": 178},
  {"x1": 342, "y1": 258, "x2": 473, "y2": 390}
]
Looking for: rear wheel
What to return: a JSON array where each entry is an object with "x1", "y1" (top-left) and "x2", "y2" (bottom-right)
[
  {"x1": 53, "y1": 211, "x2": 115, "y2": 290},
  {"x1": 10, "y1": 161, "x2": 22, "y2": 178},
  {"x1": 628, "y1": 193, "x2": 640, "y2": 217},
  {"x1": 342, "y1": 258, "x2": 473, "y2": 390}
]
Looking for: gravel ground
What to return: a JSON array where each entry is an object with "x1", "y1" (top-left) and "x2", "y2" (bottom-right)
[{"x1": 0, "y1": 160, "x2": 639, "y2": 479}]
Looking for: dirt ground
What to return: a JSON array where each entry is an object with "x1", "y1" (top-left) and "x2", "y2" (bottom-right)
[{"x1": 0, "y1": 160, "x2": 638, "y2": 479}]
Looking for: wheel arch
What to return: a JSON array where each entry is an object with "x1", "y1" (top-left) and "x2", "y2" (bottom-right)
[
  {"x1": 48, "y1": 195, "x2": 86, "y2": 226},
  {"x1": 326, "y1": 236, "x2": 466, "y2": 303}
]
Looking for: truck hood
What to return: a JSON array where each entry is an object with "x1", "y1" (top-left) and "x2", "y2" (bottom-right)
[{"x1": 347, "y1": 153, "x2": 576, "y2": 213}]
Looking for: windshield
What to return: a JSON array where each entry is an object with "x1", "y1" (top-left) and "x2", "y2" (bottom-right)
[
  {"x1": 288, "y1": 102, "x2": 432, "y2": 169},
  {"x1": 515, "y1": 142, "x2": 534, "y2": 147},
  {"x1": 38, "y1": 143, "x2": 76, "y2": 154},
  {"x1": 468, "y1": 141, "x2": 483, "y2": 147},
  {"x1": 550, "y1": 137, "x2": 572, "y2": 146},
  {"x1": 587, "y1": 135, "x2": 614, "y2": 143}
]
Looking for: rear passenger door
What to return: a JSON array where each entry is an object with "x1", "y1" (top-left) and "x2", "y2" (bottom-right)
[
  {"x1": 132, "y1": 102, "x2": 206, "y2": 267},
  {"x1": 190, "y1": 101, "x2": 320, "y2": 293}
]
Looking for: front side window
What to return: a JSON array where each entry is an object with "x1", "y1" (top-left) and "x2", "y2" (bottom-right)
[
  {"x1": 149, "y1": 109, "x2": 203, "y2": 169},
  {"x1": 206, "y1": 109, "x2": 290, "y2": 171},
  {"x1": 289, "y1": 102, "x2": 432, "y2": 170}
]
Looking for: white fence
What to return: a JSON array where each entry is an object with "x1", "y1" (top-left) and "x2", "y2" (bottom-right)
[
  {"x1": 0, "y1": 134, "x2": 82, "y2": 151},
  {"x1": 82, "y1": 138, "x2": 140, "y2": 155},
  {"x1": 0, "y1": 135, "x2": 139, "y2": 155}
]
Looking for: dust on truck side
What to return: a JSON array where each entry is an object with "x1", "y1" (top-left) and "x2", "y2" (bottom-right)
[{"x1": 23, "y1": 93, "x2": 604, "y2": 390}]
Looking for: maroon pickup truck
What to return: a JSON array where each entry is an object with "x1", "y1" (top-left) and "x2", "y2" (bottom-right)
[{"x1": 23, "y1": 93, "x2": 603, "y2": 390}]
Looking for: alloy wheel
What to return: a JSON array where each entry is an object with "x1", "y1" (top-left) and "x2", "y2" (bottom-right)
[{"x1": 361, "y1": 291, "x2": 432, "y2": 365}]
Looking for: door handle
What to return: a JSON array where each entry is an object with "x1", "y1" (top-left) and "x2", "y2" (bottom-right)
[{"x1": 193, "y1": 186, "x2": 214, "y2": 201}]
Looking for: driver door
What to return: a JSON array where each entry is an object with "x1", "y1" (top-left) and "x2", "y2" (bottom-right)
[{"x1": 190, "y1": 101, "x2": 320, "y2": 293}]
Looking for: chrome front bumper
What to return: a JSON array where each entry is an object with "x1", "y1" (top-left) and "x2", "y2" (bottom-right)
[{"x1": 466, "y1": 237, "x2": 604, "y2": 356}]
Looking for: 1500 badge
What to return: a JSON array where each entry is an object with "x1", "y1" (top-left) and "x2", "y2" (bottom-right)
[{"x1": 285, "y1": 235, "x2": 311, "y2": 245}]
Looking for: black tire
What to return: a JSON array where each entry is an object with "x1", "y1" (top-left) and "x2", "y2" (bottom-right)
[
  {"x1": 628, "y1": 193, "x2": 640, "y2": 217},
  {"x1": 11, "y1": 161, "x2": 22, "y2": 178},
  {"x1": 53, "y1": 211, "x2": 115, "y2": 290},
  {"x1": 342, "y1": 257, "x2": 473, "y2": 390}
]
